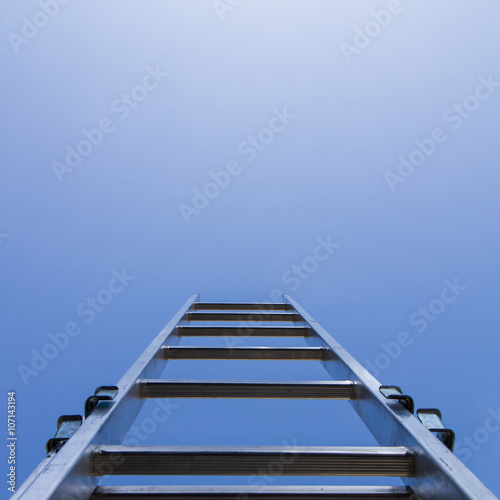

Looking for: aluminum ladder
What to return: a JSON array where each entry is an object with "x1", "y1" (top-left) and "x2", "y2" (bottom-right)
[{"x1": 13, "y1": 294, "x2": 498, "y2": 500}]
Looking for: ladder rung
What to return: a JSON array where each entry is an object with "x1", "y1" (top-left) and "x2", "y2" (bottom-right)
[
  {"x1": 138, "y1": 380, "x2": 355, "y2": 399},
  {"x1": 162, "y1": 346, "x2": 326, "y2": 360},
  {"x1": 176, "y1": 326, "x2": 309, "y2": 336},
  {"x1": 93, "y1": 445, "x2": 414, "y2": 477},
  {"x1": 184, "y1": 312, "x2": 301, "y2": 322},
  {"x1": 91, "y1": 485, "x2": 416, "y2": 499},
  {"x1": 192, "y1": 303, "x2": 293, "y2": 311}
]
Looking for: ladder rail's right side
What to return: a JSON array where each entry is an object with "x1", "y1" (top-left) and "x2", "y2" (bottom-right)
[{"x1": 284, "y1": 294, "x2": 497, "y2": 500}]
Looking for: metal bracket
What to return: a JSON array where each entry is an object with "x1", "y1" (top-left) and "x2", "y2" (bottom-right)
[
  {"x1": 379, "y1": 386, "x2": 414, "y2": 414},
  {"x1": 417, "y1": 408, "x2": 455, "y2": 451},
  {"x1": 46, "y1": 415, "x2": 83, "y2": 454},
  {"x1": 84, "y1": 386, "x2": 119, "y2": 418}
]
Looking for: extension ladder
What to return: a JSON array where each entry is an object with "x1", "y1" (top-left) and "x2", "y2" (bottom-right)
[{"x1": 13, "y1": 294, "x2": 498, "y2": 499}]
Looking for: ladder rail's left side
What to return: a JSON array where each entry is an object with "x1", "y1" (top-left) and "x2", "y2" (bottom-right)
[{"x1": 13, "y1": 294, "x2": 199, "y2": 500}]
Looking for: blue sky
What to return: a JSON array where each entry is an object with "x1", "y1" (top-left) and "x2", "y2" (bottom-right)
[{"x1": 1, "y1": 0, "x2": 500, "y2": 497}]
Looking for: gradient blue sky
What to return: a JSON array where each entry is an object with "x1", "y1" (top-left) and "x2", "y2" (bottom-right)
[{"x1": 2, "y1": 0, "x2": 500, "y2": 497}]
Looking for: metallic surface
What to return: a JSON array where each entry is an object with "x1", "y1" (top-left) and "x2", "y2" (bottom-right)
[
  {"x1": 46, "y1": 415, "x2": 83, "y2": 453},
  {"x1": 139, "y1": 380, "x2": 355, "y2": 399},
  {"x1": 93, "y1": 445, "x2": 415, "y2": 477},
  {"x1": 183, "y1": 312, "x2": 302, "y2": 322},
  {"x1": 91, "y1": 485, "x2": 416, "y2": 499},
  {"x1": 176, "y1": 325, "x2": 309, "y2": 336},
  {"x1": 416, "y1": 409, "x2": 455, "y2": 451},
  {"x1": 192, "y1": 303, "x2": 292, "y2": 311},
  {"x1": 379, "y1": 386, "x2": 414, "y2": 415},
  {"x1": 162, "y1": 346, "x2": 326, "y2": 360}
]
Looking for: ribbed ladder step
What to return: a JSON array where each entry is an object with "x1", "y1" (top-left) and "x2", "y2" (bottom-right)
[
  {"x1": 192, "y1": 303, "x2": 293, "y2": 311},
  {"x1": 162, "y1": 346, "x2": 326, "y2": 360},
  {"x1": 138, "y1": 380, "x2": 355, "y2": 399},
  {"x1": 183, "y1": 312, "x2": 302, "y2": 322},
  {"x1": 91, "y1": 485, "x2": 416, "y2": 499},
  {"x1": 176, "y1": 326, "x2": 309, "y2": 336},
  {"x1": 93, "y1": 446, "x2": 414, "y2": 477}
]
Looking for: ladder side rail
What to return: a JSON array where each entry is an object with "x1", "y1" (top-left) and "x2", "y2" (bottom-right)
[
  {"x1": 13, "y1": 294, "x2": 199, "y2": 500},
  {"x1": 11, "y1": 452, "x2": 58, "y2": 499},
  {"x1": 284, "y1": 294, "x2": 497, "y2": 500}
]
